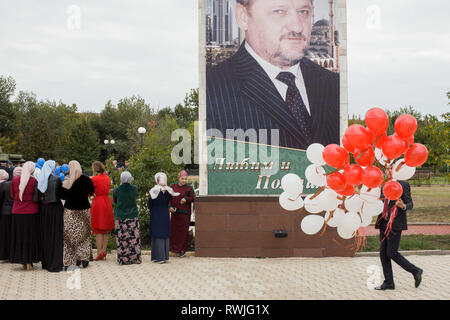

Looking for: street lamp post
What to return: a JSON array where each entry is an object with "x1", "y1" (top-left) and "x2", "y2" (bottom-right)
[
  {"x1": 104, "y1": 139, "x2": 115, "y2": 159},
  {"x1": 138, "y1": 127, "x2": 146, "y2": 149}
]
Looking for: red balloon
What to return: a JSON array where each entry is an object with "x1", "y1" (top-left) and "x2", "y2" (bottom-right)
[
  {"x1": 375, "y1": 132, "x2": 387, "y2": 149},
  {"x1": 343, "y1": 164, "x2": 363, "y2": 186},
  {"x1": 364, "y1": 127, "x2": 376, "y2": 145},
  {"x1": 354, "y1": 147, "x2": 375, "y2": 167},
  {"x1": 382, "y1": 135, "x2": 404, "y2": 160},
  {"x1": 383, "y1": 180, "x2": 403, "y2": 200},
  {"x1": 361, "y1": 166, "x2": 384, "y2": 189},
  {"x1": 336, "y1": 183, "x2": 355, "y2": 196},
  {"x1": 395, "y1": 114, "x2": 418, "y2": 139},
  {"x1": 365, "y1": 108, "x2": 389, "y2": 135},
  {"x1": 323, "y1": 144, "x2": 349, "y2": 169},
  {"x1": 393, "y1": 133, "x2": 409, "y2": 154},
  {"x1": 326, "y1": 172, "x2": 347, "y2": 191},
  {"x1": 404, "y1": 143, "x2": 428, "y2": 167},
  {"x1": 405, "y1": 135, "x2": 414, "y2": 145},
  {"x1": 345, "y1": 124, "x2": 370, "y2": 151},
  {"x1": 342, "y1": 135, "x2": 355, "y2": 153}
]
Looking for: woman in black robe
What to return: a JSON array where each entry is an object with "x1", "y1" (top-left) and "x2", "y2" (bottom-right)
[
  {"x1": 0, "y1": 169, "x2": 14, "y2": 260},
  {"x1": 37, "y1": 160, "x2": 64, "y2": 272}
]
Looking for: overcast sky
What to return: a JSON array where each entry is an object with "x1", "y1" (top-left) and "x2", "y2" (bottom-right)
[{"x1": 0, "y1": 0, "x2": 448, "y2": 117}]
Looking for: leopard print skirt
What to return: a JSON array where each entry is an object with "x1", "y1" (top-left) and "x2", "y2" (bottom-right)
[{"x1": 63, "y1": 208, "x2": 92, "y2": 267}]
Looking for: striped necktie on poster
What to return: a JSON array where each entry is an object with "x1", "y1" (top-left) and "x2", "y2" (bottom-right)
[{"x1": 276, "y1": 72, "x2": 312, "y2": 143}]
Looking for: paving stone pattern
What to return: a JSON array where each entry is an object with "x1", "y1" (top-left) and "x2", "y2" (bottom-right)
[{"x1": 0, "y1": 254, "x2": 449, "y2": 300}]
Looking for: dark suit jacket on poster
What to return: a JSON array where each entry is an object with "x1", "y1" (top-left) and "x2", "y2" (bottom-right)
[
  {"x1": 375, "y1": 180, "x2": 413, "y2": 231},
  {"x1": 206, "y1": 43, "x2": 340, "y2": 150}
]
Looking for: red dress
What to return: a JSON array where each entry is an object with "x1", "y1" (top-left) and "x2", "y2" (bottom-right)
[
  {"x1": 169, "y1": 183, "x2": 195, "y2": 253},
  {"x1": 91, "y1": 174, "x2": 114, "y2": 234}
]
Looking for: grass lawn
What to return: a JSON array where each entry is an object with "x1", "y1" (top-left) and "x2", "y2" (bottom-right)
[
  {"x1": 360, "y1": 234, "x2": 450, "y2": 252},
  {"x1": 407, "y1": 185, "x2": 450, "y2": 223}
]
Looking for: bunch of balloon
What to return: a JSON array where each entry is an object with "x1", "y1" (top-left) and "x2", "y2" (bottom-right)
[{"x1": 278, "y1": 108, "x2": 428, "y2": 252}]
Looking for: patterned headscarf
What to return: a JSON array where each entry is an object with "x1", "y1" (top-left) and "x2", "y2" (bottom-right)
[
  {"x1": 120, "y1": 171, "x2": 133, "y2": 184},
  {"x1": 37, "y1": 160, "x2": 56, "y2": 193},
  {"x1": 0, "y1": 169, "x2": 9, "y2": 183},
  {"x1": 149, "y1": 172, "x2": 180, "y2": 200},
  {"x1": 178, "y1": 170, "x2": 188, "y2": 178},
  {"x1": 62, "y1": 160, "x2": 82, "y2": 189},
  {"x1": 19, "y1": 161, "x2": 35, "y2": 201}
]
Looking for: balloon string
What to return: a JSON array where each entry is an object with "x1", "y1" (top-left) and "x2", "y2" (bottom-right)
[
  {"x1": 395, "y1": 160, "x2": 405, "y2": 172},
  {"x1": 324, "y1": 167, "x2": 343, "y2": 176},
  {"x1": 310, "y1": 186, "x2": 325, "y2": 200},
  {"x1": 384, "y1": 206, "x2": 398, "y2": 239}
]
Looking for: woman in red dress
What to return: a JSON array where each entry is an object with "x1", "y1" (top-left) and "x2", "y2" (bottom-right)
[
  {"x1": 169, "y1": 170, "x2": 196, "y2": 257},
  {"x1": 90, "y1": 161, "x2": 114, "y2": 260}
]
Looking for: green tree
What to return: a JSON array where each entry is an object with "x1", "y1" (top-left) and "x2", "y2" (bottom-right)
[
  {"x1": 62, "y1": 115, "x2": 100, "y2": 170},
  {"x1": 0, "y1": 75, "x2": 17, "y2": 135}
]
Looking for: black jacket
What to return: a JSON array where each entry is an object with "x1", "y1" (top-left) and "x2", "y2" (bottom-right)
[
  {"x1": 206, "y1": 42, "x2": 340, "y2": 150},
  {"x1": 39, "y1": 175, "x2": 63, "y2": 203},
  {"x1": 60, "y1": 175, "x2": 94, "y2": 210},
  {"x1": 375, "y1": 180, "x2": 413, "y2": 231},
  {"x1": 0, "y1": 181, "x2": 13, "y2": 215}
]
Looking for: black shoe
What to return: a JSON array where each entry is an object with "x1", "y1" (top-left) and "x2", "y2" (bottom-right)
[
  {"x1": 414, "y1": 268, "x2": 423, "y2": 288},
  {"x1": 81, "y1": 260, "x2": 89, "y2": 268},
  {"x1": 179, "y1": 251, "x2": 186, "y2": 257},
  {"x1": 374, "y1": 282, "x2": 395, "y2": 290},
  {"x1": 76, "y1": 260, "x2": 81, "y2": 267}
]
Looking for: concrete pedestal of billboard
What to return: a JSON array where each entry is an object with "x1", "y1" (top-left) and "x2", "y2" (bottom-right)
[{"x1": 194, "y1": 196, "x2": 356, "y2": 258}]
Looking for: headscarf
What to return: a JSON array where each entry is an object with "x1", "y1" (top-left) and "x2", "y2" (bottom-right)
[
  {"x1": 13, "y1": 167, "x2": 22, "y2": 177},
  {"x1": 178, "y1": 170, "x2": 188, "y2": 178},
  {"x1": 37, "y1": 160, "x2": 56, "y2": 193},
  {"x1": 19, "y1": 161, "x2": 35, "y2": 201},
  {"x1": 0, "y1": 169, "x2": 9, "y2": 183},
  {"x1": 120, "y1": 171, "x2": 133, "y2": 184},
  {"x1": 149, "y1": 172, "x2": 180, "y2": 200},
  {"x1": 62, "y1": 160, "x2": 82, "y2": 189}
]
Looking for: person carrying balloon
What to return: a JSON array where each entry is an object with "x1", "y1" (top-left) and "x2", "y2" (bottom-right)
[{"x1": 373, "y1": 180, "x2": 423, "y2": 290}]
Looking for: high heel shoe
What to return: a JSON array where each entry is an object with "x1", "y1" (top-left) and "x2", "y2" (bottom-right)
[{"x1": 94, "y1": 251, "x2": 106, "y2": 261}]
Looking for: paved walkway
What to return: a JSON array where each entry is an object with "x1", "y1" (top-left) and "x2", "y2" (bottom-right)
[
  {"x1": 0, "y1": 253, "x2": 449, "y2": 300},
  {"x1": 364, "y1": 224, "x2": 450, "y2": 236}
]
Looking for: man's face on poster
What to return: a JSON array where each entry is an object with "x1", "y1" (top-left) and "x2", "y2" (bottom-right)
[{"x1": 237, "y1": 0, "x2": 312, "y2": 68}]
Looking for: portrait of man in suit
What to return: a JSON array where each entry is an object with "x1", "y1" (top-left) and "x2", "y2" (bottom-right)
[{"x1": 206, "y1": 0, "x2": 340, "y2": 150}]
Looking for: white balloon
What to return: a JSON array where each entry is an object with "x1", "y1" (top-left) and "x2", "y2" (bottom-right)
[
  {"x1": 304, "y1": 194, "x2": 323, "y2": 214},
  {"x1": 279, "y1": 192, "x2": 304, "y2": 211},
  {"x1": 360, "y1": 212, "x2": 373, "y2": 227},
  {"x1": 305, "y1": 164, "x2": 327, "y2": 187},
  {"x1": 281, "y1": 173, "x2": 303, "y2": 196},
  {"x1": 300, "y1": 215, "x2": 325, "y2": 235},
  {"x1": 341, "y1": 211, "x2": 361, "y2": 232},
  {"x1": 375, "y1": 148, "x2": 388, "y2": 166},
  {"x1": 337, "y1": 225, "x2": 355, "y2": 239},
  {"x1": 316, "y1": 188, "x2": 340, "y2": 212},
  {"x1": 392, "y1": 159, "x2": 416, "y2": 181},
  {"x1": 361, "y1": 200, "x2": 384, "y2": 217},
  {"x1": 324, "y1": 208, "x2": 345, "y2": 228},
  {"x1": 359, "y1": 186, "x2": 381, "y2": 203},
  {"x1": 306, "y1": 143, "x2": 326, "y2": 166},
  {"x1": 344, "y1": 195, "x2": 363, "y2": 213}
]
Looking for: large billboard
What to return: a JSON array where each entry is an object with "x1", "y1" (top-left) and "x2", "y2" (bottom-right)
[{"x1": 199, "y1": 0, "x2": 348, "y2": 195}]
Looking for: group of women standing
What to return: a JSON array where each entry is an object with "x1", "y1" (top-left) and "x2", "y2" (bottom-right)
[{"x1": 0, "y1": 160, "x2": 195, "y2": 270}]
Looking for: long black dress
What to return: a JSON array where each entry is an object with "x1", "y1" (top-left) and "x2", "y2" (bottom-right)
[
  {"x1": 0, "y1": 180, "x2": 13, "y2": 260},
  {"x1": 147, "y1": 191, "x2": 172, "y2": 262},
  {"x1": 39, "y1": 175, "x2": 64, "y2": 272}
]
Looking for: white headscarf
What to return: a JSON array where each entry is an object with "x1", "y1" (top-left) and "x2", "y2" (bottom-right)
[
  {"x1": 37, "y1": 160, "x2": 56, "y2": 193},
  {"x1": 0, "y1": 169, "x2": 9, "y2": 183},
  {"x1": 62, "y1": 160, "x2": 82, "y2": 189},
  {"x1": 120, "y1": 171, "x2": 133, "y2": 184},
  {"x1": 19, "y1": 161, "x2": 35, "y2": 201},
  {"x1": 149, "y1": 172, "x2": 179, "y2": 199}
]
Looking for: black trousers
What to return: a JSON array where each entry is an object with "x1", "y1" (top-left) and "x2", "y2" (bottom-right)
[{"x1": 379, "y1": 221, "x2": 419, "y2": 284}]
